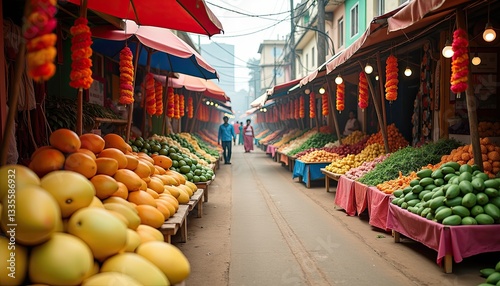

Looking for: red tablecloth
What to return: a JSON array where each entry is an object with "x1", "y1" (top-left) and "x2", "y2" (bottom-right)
[
  {"x1": 266, "y1": 145, "x2": 277, "y2": 157},
  {"x1": 353, "y1": 181, "x2": 369, "y2": 215},
  {"x1": 334, "y1": 176, "x2": 356, "y2": 216},
  {"x1": 367, "y1": 187, "x2": 392, "y2": 231},
  {"x1": 386, "y1": 203, "x2": 500, "y2": 265}
]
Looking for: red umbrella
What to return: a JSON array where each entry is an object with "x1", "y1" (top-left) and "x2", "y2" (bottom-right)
[
  {"x1": 67, "y1": 0, "x2": 223, "y2": 37},
  {"x1": 154, "y1": 73, "x2": 229, "y2": 102}
]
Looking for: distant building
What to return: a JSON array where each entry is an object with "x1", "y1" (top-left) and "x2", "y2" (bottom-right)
[
  {"x1": 200, "y1": 42, "x2": 235, "y2": 94},
  {"x1": 257, "y1": 40, "x2": 286, "y2": 93}
]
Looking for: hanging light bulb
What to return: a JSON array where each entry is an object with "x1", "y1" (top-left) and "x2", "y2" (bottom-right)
[
  {"x1": 205, "y1": 100, "x2": 210, "y2": 105},
  {"x1": 319, "y1": 87, "x2": 326, "y2": 94},
  {"x1": 442, "y1": 40, "x2": 453, "y2": 58},
  {"x1": 215, "y1": 103, "x2": 219, "y2": 107},
  {"x1": 335, "y1": 74, "x2": 343, "y2": 84},
  {"x1": 304, "y1": 88, "x2": 311, "y2": 95},
  {"x1": 375, "y1": 75, "x2": 379, "y2": 81},
  {"x1": 404, "y1": 67, "x2": 412, "y2": 76},
  {"x1": 472, "y1": 53, "x2": 481, "y2": 65},
  {"x1": 210, "y1": 101, "x2": 214, "y2": 106},
  {"x1": 483, "y1": 24, "x2": 496, "y2": 42},
  {"x1": 364, "y1": 62, "x2": 373, "y2": 74}
]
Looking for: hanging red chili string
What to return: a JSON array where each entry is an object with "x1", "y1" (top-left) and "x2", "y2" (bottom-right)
[
  {"x1": 358, "y1": 72, "x2": 369, "y2": 110},
  {"x1": 118, "y1": 47, "x2": 134, "y2": 104},
  {"x1": 309, "y1": 92, "x2": 316, "y2": 118},
  {"x1": 144, "y1": 73, "x2": 156, "y2": 115},
  {"x1": 336, "y1": 82, "x2": 345, "y2": 112},
  {"x1": 69, "y1": 17, "x2": 93, "y2": 89},
  {"x1": 154, "y1": 80, "x2": 163, "y2": 115},
  {"x1": 174, "y1": 93, "x2": 180, "y2": 119},
  {"x1": 450, "y1": 28, "x2": 469, "y2": 95},
  {"x1": 25, "y1": 0, "x2": 58, "y2": 81},
  {"x1": 385, "y1": 54, "x2": 398, "y2": 101}
]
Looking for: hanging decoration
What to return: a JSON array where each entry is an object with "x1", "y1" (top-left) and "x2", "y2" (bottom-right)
[
  {"x1": 322, "y1": 93, "x2": 329, "y2": 116},
  {"x1": 118, "y1": 47, "x2": 134, "y2": 104},
  {"x1": 336, "y1": 82, "x2": 345, "y2": 112},
  {"x1": 293, "y1": 98, "x2": 299, "y2": 119},
  {"x1": 145, "y1": 73, "x2": 156, "y2": 115},
  {"x1": 309, "y1": 92, "x2": 316, "y2": 118},
  {"x1": 154, "y1": 80, "x2": 163, "y2": 116},
  {"x1": 299, "y1": 96, "x2": 305, "y2": 118},
  {"x1": 385, "y1": 54, "x2": 398, "y2": 102},
  {"x1": 187, "y1": 96, "x2": 193, "y2": 118},
  {"x1": 69, "y1": 17, "x2": 93, "y2": 89},
  {"x1": 358, "y1": 72, "x2": 369, "y2": 110},
  {"x1": 25, "y1": 0, "x2": 58, "y2": 81},
  {"x1": 450, "y1": 28, "x2": 469, "y2": 97},
  {"x1": 179, "y1": 95, "x2": 185, "y2": 117},
  {"x1": 166, "y1": 87, "x2": 175, "y2": 118},
  {"x1": 174, "y1": 93, "x2": 180, "y2": 119}
]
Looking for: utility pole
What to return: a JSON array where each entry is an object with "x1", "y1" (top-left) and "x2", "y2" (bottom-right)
[
  {"x1": 317, "y1": 0, "x2": 326, "y2": 65},
  {"x1": 290, "y1": 0, "x2": 296, "y2": 80}
]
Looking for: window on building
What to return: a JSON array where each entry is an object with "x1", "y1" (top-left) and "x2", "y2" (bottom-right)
[
  {"x1": 350, "y1": 4, "x2": 359, "y2": 38},
  {"x1": 303, "y1": 12, "x2": 310, "y2": 26},
  {"x1": 338, "y1": 17, "x2": 344, "y2": 48},
  {"x1": 312, "y1": 47, "x2": 315, "y2": 67},
  {"x1": 377, "y1": 0, "x2": 385, "y2": 15}
]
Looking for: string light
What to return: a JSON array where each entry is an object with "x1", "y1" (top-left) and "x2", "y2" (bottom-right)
[
  {"x1": 483, "y1": 3, "x2": 496, "y2": 42},
  {"x1": 472, "y1": 53, "x2": 481, "y2": 65},
  {"x1": 304, "y1": 88, "x2": 311, "y2": 95},
  {"x1": 404, "y1": 67, "x2": 412, "y2": 76},
  {"x1": 319, "y1": 87, "x2": 325, "y2": 94},
  {"x1": 364, "y1": 62, "x2": 373, "y2": 74},
  {"x1": 335, "y1": 74, "x2": 343, "y2": 84},
  {"x1": 442, "y1": 39, "x2": 454, "y2": 58}
]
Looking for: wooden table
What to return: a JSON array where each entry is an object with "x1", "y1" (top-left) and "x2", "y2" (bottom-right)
[
  {"x1": 320, "y1": 169, "x2": 340, "y2": 192},
  {"x1": 195, "y1": 179, "x2": 212, "y2": 202},
  {"x1": 292, "y1": 160, "x2": 330, "y2": 188},
  {"x1": 187, "y1": 189, "x2": 204, "y2": 218},
  {"x1": 160, "y1": 204, "x2": 189, "y2": 243}
]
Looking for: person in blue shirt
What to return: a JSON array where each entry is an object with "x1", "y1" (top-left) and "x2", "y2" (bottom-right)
[{"x1": 218, "y1": 116, "x2": 236, "y2": 165}]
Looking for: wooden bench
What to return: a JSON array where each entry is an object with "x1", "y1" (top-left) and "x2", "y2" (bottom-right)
[
  {"x1": 187, "y1": 189, "x2": 204, "y2": 218},
  {"x1": 160, "y1": 204, "x2": 189, "y2": 243},
  {"x1": 195, "y1": 180, "x2": 212, "y2": 202},
  {"x1": 320, "y1": 168, "x2": 340, "y2": 193}
]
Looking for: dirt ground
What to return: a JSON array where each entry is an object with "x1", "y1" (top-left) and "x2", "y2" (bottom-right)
[{"x1": 175, "y1": 149, "x2": 499, "y2": 286}]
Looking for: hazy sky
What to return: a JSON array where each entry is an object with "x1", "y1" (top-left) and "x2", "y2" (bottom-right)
[{"x1": 196, "y1": 0, "x2": 297, "y2": 91}]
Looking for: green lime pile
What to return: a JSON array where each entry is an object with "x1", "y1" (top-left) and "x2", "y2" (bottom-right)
[
  {"x1": 479, "y1": 260, "x2": 500, "y2": 285},
  {"x1": 167, "y1": 134, "x2": 211, "y2": 164},
  {"x1": 129, "y1": 137, "x2": 168, "y2": 156},
  {"x1": 391, "y1": 162, "x2": 500, "y2": 225},
  {"x1": 168, "y1": 150, "x2": 214, "y2": 183}
]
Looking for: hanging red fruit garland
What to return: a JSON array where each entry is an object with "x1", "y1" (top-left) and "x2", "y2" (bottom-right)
[
  {"x1": 179, "y1": 95, "x2": 185, "y2": 117},
  {"x1": 166, "y1": 87, "x2": 175, "y2": 118},
  {"x1": 187, "y1": 97, "x2": 193, "y2": 118},
  {"x1": 336, "y1": 82, "x2": 345, "y2": 112},
  {"x1": 358, "y1": 71, "x2": 369, "y2": 110},
  {"x1": 299, "y1": 96, "x2": 305, "y2": 119},
  {"x1": 385, "y1": 54, "x2": 398, "y2": 102},
  {"x1": 154, "y1": 80, "x2": 163, "y2": 116},
  {"x1": 309, "y1": 92, "x2": 316, "y2": 118},
  {"x1": 118, "y1": 47, "x2": 134, "y2": 104},
  {"x1": 174, "y1": 93, "x2": 180, "y2": 119},
  {"x1": 450, "y1": 28, "x2": 469, "y2": 96},
  {"x1": 322, "y1": 93, "x2": 329, "y2": 116},
  {"x1": 69, "y1": 17, "x2": 93, "y2": 89},
  {"x1": 144, "y1": 73, "x2": 156, "y2": 115},
  {"x1": 294, "y1": 98, "x2": 299, "y2": 119},
  {"x1": 25, "y1": 0, "x2": 58, "y2": 81}
]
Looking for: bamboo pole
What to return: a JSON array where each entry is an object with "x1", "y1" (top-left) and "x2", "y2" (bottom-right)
[
  {"x1": 359, "y1": 61, "x2": 390, "y2": 153},
  {"x1": 125, "y1": 41, "x2": 141, "y2": 141},
  {"x1": 376, "y1": 52, "x2": 388, "y2": 129},
  {"x1": 326, "y1": 78, "x2": 342, "y2": 140},
  {"x1": 456, "y1": 10, "x2": 482, "y2": 169}
]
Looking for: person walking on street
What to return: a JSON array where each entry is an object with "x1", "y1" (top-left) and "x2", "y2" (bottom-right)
[
  {"x1": 238, "y1": 122, "x2": 244, "y2": 145},
  {"x1": 243, "y1": 119, "x2": 254, "y2": 153},
  {"x1": 233, "y1": 121, "x2": 240, "y2": 145},
  {"x1": 218, "y1": 116, "x2": 236, "y2": 164}
]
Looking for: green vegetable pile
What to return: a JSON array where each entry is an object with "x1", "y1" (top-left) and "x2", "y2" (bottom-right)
[
  {"x1": 167, "y1": 134, "x2": 211, "y2": 164},
  {"x1": 288, "y1": 133, "x2": 337, "y2": 156},
  {"x1": 192, "y1": 135, "x2": 219, "y2": 158},
  {"x1": 358, "y1": 139, "x2": 462, "y2": 186},
  {"x1": 479, "y1": 260, "x2": 500, "y2": 285}
]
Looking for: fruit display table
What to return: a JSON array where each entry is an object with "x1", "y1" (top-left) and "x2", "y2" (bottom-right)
[
  {"x1": 160, "y1": 204, "x2": 189, "y2": 243},
  {"x1": 292, "y1": 160, "x2": 329, "y2": 188},
  {"x1": 334, "y1": 176, "x2": 356, "y2": 215},
  {"x1": 195, "y1": 180, "x2": 212, "y2": 202},
  {"x1": 187, "y1": 189, "x2": 204, "y2": 218},
  {"x1": 387, "y1": 203, "x2": 500, "y2": 273},
  {"x1": 288, "y1": 155, "x2": 296, "y2": 172},
  {"x1": 320, "y1": 168, "x2": 340, "y2": 193},
  {"x1": 266, "y1": 144, "x2": 278, "y2": 159},
  {"x1": 278, "y1": 151, "x2": 289, "y2": 167},
  {"x1": 366, "y1": 186, "x2": 391, "y2": 231}
]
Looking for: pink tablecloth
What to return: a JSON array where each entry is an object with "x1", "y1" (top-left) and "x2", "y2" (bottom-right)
[
  {"x1": 334, "y1": 176, "x2": 356, "y2": 216},
  {"x1": 279, "y1": 153, "x2": 289, "y2": 165},
  {"x1": 353, "y1": 181, "x2": 369, "y2": 215},
  {"x1": 266, "y1": 145, "x2": 277, "y2": 157},
  {"x1": 386, "y1": 203, "x2": 500, "y2": 265},
  {"x1": 367, "y1": 187, "x2": 391, "y2": 231}
]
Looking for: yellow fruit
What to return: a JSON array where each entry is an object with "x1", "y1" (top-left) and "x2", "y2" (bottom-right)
[
  {"x1": 137, "y1": 241, "x2": 190, "y2": 284},
  {"x1": 177, "y1": 189, "x2": 190, "y2": 204},
  {"x1": 64, "y1": 152, "x2": 97, "y2": 179},
  {"x1": 49, "y1": 128, "x2": 81, "y2": 153},
  {"x1": 184, "y1": 181, "x2": 197, "y2": 192},
  {"x1": 135, "y1": 205, "x2": 165, "y2": 228},
  {"x1": 76, "y1": 148, "x2": 97, "y2": 160},
  {"x1": 1, "y1": 185, "x2": 61, "y2": 245},
  {"x1": 148, "y1": 177, "x2": 165, "y2": 194},
  {"x1": 107, "y1": 210, "x2": 129, "y2": 226},
  {"x1": 137, "y1": 152, "x2": 154, "y2": 164},
  {"x1": 99, "y1": 148, "x2": 127, "y2": 169},
  {"x1": 178, "y1": 184, "x2": 193, "y2": 197},
  {"x1": 104, "y1": 202, "x2": 141, "y2": 230},
  {"x1": 159, "y1": 194, "x2": 179, "y2": 211},
  {"x1": 163, "y1": 175, "x2": 180, "y2": 186},
  {"x1": 165, "y1": 170, "x2": 185, "y2": 184},
  {"x1": 140, "y1": 179, "x2": 148, "y2": 191},
  {"x1": 136, "y1": 224, "x2": 164, "y2": 242},
  {"x1": 82, "y1": 272, "x2": 142, "y2": 286},
  {"x1": 30, "y1": 145, "x2": 54, "y2": 160},
  {"x1": 114, "y1": 169, "x2": 142, "y2": 191},
  {"x1": 29, "y1": 148, "x2": 66, "y2": 177},
  {"x1": 121, "y1": 229, "x2": 142, "y2": 252},
  {"x1": 154, "y1": 200, "x2": 171, "y2": 219},
  {"x1": 67, "y1": 208, "x2": 128, "y2": 261},
  {"x1": 128, "y1": 190, "x2": 157, "y2": 207},
  {"x1": 164, "y1": 185, "x2": 181, "y2": 198},
  {"x1": 95, "y1": 157, "x2": 119, "y2": 176},
  {"x1": 146, "y1": 188, "x2": 160, "y2": 199},
  {"x1": 103, "y1": 196, "x2": 136, "y2": 211},
  {"x1": 90, "y1": 174, "x2": 119, "y2": 200},
  {"x1": 80, "y1": 133, "x2": 105, "y2": 154},
  {"x1": 100, "y1": 253, "x2": 169, "y2": 286},
  {"x1": 29, "y1": 233, "x2": 93, "y2": 286},
  {"x1": 0, "y1": 236, "x2": 28, "y2": 285},
  {"x1": 40, "y1": 171, "x2": 95, "y2": 218},
  {"x1": 156, "y1": 199, "x2": 175, "y2": 218},
  {"x1": 124, "y1": 154, "x2": 139, "y2": 170},
  {"x1": 82, "y1": 261, "x2": 100, "y2": 281},
  {"x1": 103, "y1": 133, "x2": 131, "y2": 154},
  {"x1": 153, "y1": 155, "x2": 173, "y2": 169},
  {"x1": 154, "y1": 165, "x2": 167, "y2": 175},
  {"x1": 110, "y1": 181, "x2": 129, "y2": 200},
  {"x1": 140, "y1": 159, "x2": 157, "y2": 175},
  {"x1": 0, "y1": 164, "x2": 40, "y2": 201},
  {"x1": 88, "y1": 196, "x2": 104, "y2": 208}
]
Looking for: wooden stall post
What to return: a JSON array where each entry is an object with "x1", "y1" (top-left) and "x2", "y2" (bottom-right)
[
  {"x1": 190, "y1": 93, "x2": 202, "y2": 133},
  {"x1": 75, "y1": 0, "x2": 89, "y2": 136},
  {"x1": 326, "y1": 77, "x2": 342, "y2": 140},
  {"x1": 125, "y1": 41, "x2": 141, "y2": 141},
  {"x1": 161, "y1": 77, "x2": 169, "y2": 135},
  {"x1": 376, "y1": 52, "x2": 388, "y2": 129}
]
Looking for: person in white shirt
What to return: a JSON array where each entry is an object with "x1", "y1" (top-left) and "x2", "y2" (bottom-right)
[
  {"x1": 243, "y1": 119, "x2": 254, "y2": 153},
  {"x1": 343, "y1": 110, "x2": 360, "y2": 136}
]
